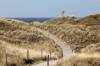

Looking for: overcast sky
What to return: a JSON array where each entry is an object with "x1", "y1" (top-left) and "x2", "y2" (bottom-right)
[{"x1": 0, "y1": 0, "x2": 100, "y2": 17}]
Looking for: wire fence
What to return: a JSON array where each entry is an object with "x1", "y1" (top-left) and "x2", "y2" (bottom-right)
[{"x1": 5, "y1": 49, "x2": 52, "y2": 66}]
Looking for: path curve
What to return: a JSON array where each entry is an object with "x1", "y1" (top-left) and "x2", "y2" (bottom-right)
[
  {"x1": 31, "y1": 27, "x2": 73, "y2": 66},
  {"x1": 0, "y1": 18, "x2": 72, "y2": 66}
]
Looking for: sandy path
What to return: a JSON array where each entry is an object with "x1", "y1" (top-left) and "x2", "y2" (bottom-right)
[{"x1": 31, "y1": 27, "x2": 73, "y2": 66}]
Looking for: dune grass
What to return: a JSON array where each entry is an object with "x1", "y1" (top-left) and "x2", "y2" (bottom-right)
[
  {"x1": 31, "y1": 14, "x2": 100, "y2": 66},
  {"x1": 0, "y1": 18, "x2": 62, "y2": 66}
]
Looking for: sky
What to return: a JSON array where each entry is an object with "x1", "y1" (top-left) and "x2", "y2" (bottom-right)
[{"x1": 0, "y1": 0, "x2": 100, "y2": 17}]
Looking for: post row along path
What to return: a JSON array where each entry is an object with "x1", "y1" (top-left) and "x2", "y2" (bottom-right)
[{"x1": 31, "y1": 27, "x2": 73, "y2": 66}]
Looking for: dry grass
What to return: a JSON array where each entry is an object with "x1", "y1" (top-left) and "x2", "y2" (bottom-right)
[
  {"x1": 43, "y1": 16, "x2": 77, "y2": 25},
  {"x1": 53, "y1": 14, "x2": 100, "y2": 66},
  {"x1": 1, "y1": 14, "x2": 100, "y2": 66},
  {"x1": 55, "y1": 53, "x2": 100, "y2": 66},
  {"x1": 0, "y1": 18, "x2": 62, "y2": 66},
  {"x1": 31, "y1": 14, "x2": 100, "y2": 66},
  {"x1": 32, "y1": 23, "x2": 100, "y2": 52},
  {"x1": 31, "y1": 14, "x2": 100, "y2": 52},
  {"x1": 81, "y1": 43, "x2": 100, "y2": 53},
  {"x1": 78, "y1": 14, "x2": 100, "y2": 25}
]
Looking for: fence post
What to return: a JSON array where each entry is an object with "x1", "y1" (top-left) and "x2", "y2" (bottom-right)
[
  {"x1": 5, "y1": 51, "x2": 8, "y2": 66},
  {"x1": 27, "y1": 49, "x2": 31, "y2": 66},
  {"x1": 41, "y1": 48, "x2": 43, "y2": 58},
  {"x1": 49, "y1": 50, "x2": 51, "y2": 59},
  {"x1": 27, "y1": 49, "x2": 29, "y2": 59},
  {"x1": 29, "y1": 64, "x2": 31, "y2": 66},
  {"x1": 47, "y1": 55, "x2": 50, "y2": 66}
]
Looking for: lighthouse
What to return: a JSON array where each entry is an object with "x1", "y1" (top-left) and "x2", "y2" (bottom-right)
[{"x1": 61, "y1": 10, "x2": 65, "y2": 17}]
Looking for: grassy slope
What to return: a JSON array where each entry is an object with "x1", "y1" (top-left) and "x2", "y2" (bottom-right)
[
  {"x1": 55, "y1": 55, "x2": 100, "y2": 66},
  {"x1": 32, "y1": 14, "x2": 100, "y2": 52},
  {"x1": 54, "y1": 14, "x2": 100, "y2": 66},
  {"x1": 0, "y1": 19, "x2": 61, "y2": 66},
  {"x1": 1, "y1": 14, "x2": 100, "y2": 66},
  {"x1": 31, "y1": 14, "x2": 100, "y2": 66}
]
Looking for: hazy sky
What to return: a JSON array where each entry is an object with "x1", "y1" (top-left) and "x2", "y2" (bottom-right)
[{"x1": 0, "y1": 0, "x2": 100, "y2": 17}]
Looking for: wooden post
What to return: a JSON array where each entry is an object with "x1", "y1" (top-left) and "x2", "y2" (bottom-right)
[
  {"x1": 27, "y1": 49, "x2": 29, "y2": 59},
  {"x1": 29, "y1": 64, "x2": 31, "y2": 66},
  {"x1": 41, "y1": 48, "x2": 43, "y2": 58},
  {"x1": 49, "y1": 50, "x2": 51, "y2": 59},
  {"x1": 5, "y1": 52, "x2": 8, "y2": 66},
  {"x1": 47, "y1": 55, "x2": 50, "y2": 66},
  {"x1": 27, "y1": 49, "x2": 31, "y2": 66}
]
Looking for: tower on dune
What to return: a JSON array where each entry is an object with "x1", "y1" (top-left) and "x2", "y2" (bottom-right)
[{"x1": 61, "y1": 10, "x2": 65, "y2": 18}]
